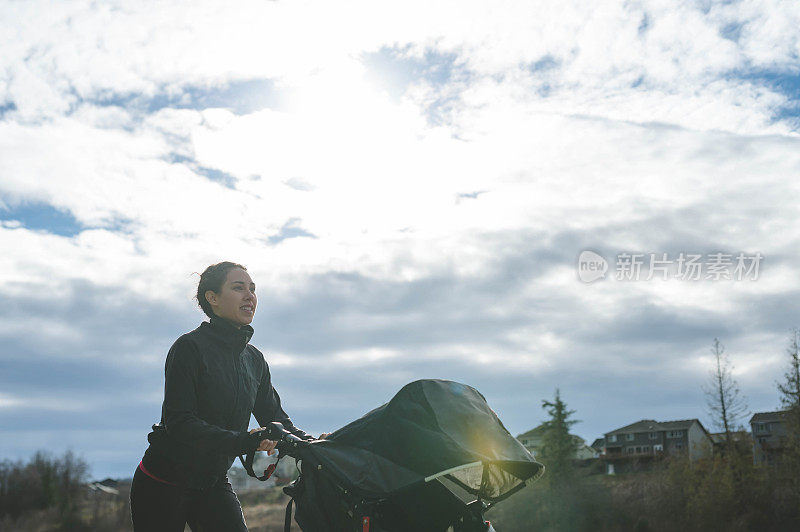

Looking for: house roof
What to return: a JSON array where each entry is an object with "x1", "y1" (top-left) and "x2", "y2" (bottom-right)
[
  {"x1": 750, "y1": 411, "x2": 787, "y2": 423},
  {"x1": 591, "y1": 438, "x2": 604, "y2": 450},
  {"x1": 606, "y1": 419, "x2": 706, "y2": 436},
  {"x1": 516, "y1": 424, "x2": 547, "y2": 439},
  {"x1": 571, "y1": 434, "x2": 587, "y2": 446},
  {"x1": 605, "y1": 419, "x2": 660, "y2": 434},
  {"x1": 516, "y1": 424, "x2": 586, "y2": 446},
  {"x1": 658, "y1": 420, "x2": 700, "y2": 430},
  {"x1": 709, "y1": 431, "x2": 750, "y2": 444}
]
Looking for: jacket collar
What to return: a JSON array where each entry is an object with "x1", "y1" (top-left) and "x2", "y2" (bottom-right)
[{"x1": 207, "y1": 314, "x2": 254, "y2": 348}]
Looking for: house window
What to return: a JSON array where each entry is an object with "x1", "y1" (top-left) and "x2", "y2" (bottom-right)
[
  {"x1": 649, "y1": 432, "x2": 658, "y2": 440},
  {"x1": 756, "y1": 423, "x2": 768, "y2": 433},
  {"x1": 758, "y1": 437, "x2": 767, "y2": 444},
  {"x1": 521, "y1": 439, "x2": 528, "y2": 445},
  {"x1": 625, "y1": 433, "x2": 634, "y2": 441},
  {"x1": 654, "y1": 444, "x2": 663, "y2": 451},
  {"x1": 674, "y1": 442, "x2": 684, "y2": 450},
  {"x1": 642, "y1": 445, "x2": 651, "y2": 453},
  {"x1": 626, "y1": 447, "x2": 635, "y2": 454},
  {"x1": 608, "y1": 435, "x2": 617, "y2": 443},
  {"x1": 666, "y1": 430, "x2": 683, "y2": 438}
]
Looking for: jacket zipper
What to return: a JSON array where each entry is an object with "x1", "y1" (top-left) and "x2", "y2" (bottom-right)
[{"x1": 227, "y1": 346, "x2": 243, "y2": 430}]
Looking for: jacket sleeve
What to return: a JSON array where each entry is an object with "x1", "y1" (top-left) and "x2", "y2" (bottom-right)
[
  {"x1": 162, "y1": 336, "x2": 250, "y2": 455},
  {"x1": 252, "y1": 355, "x2": 312, "y2": 439}
]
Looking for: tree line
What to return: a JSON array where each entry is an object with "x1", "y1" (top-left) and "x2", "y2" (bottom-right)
[
  {"x1": 488, "y1": 330, "x2": 800, "y2": 531},
  {"x1": 0, "y1": 450, "x2": 89, "y2": 528},
  {"x1": 3, "y1": 332, "x2": 800, "y2": 530}
]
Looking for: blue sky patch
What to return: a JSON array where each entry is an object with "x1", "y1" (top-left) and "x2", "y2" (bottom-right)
[
  {"x1": 102, "y1": 216, "x2": 136, "y2": 235},
  {"x1": 194, "y1": 166, "x2": 237, "y2": 189},
  {"x1": 87, "y1": 78, "x2": 281, "y2": 115},
  {"x1": 424, "y1": 94, "x2": 462, "y2": 126},
  {"x1": 267, "y1": 218, "x2": 316, "y2": 245},
  {"x1": 166, "y1": 153, "x2": 238, "y2": 188},
  {"x1": 361, "y1": 46, "x2": 474, "y2": 126},
  {"x1": 752, "y1": 70, "x2": 800, "y2": 100},
  {"x1": 732, "y1": 67, "x2": 800, "y2": 125},
  {"x1": 528, "y1": 55, "x2": 559, "y2": 73},
  {"x1": 457, "y1": 190, "x2": 487, "y2": 201},
  {"x1": 720, "y1": 22, "x2": 743, "y2": 42},
  {"x1": 0, "y1": 202, "x2": 84, "y2": 237},
  {"x1": 0, "y1": 101, "x2": 17, "y2": 119},
  {"x1": 527, "y1": 55, "x2": 560, "y2": 97},
  {"x1": 638, "y1": 13, "x2": 650, "y2": 35},
  {"x1": 362, "y1": 46, "x2": 463, "y2": 99}
]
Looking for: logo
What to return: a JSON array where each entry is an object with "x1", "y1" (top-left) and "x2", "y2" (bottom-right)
[
  {"x1": 577, "y1": 251, "x2": 608, "y2": 283},
  {"x1": 576, "y1": 250, "x2": 762, "y2": 283}
]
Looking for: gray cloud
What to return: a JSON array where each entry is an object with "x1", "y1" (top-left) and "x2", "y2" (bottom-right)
[
  {"x1": 2, "y1": 215, "x2": 793, "y2": 478},
  {"x1": 2, "y1": 0, "x2": 799, "y2": 482}
]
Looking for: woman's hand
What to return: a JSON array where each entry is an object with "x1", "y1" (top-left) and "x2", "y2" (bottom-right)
[{"x1": 249, "y1": 427, "x2": 278, "y2": 455}]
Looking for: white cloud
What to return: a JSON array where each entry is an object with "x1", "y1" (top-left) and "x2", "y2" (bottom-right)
[
  {"x1": 0, "y1": 392, "x2": 91, "y2": 412},
  {"x1": 1, "y1": 0, "x2": 800, "y2": 476}
]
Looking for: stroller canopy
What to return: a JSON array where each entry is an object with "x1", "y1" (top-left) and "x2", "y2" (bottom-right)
[{"x1": 306, "y1": 379, "x2": 543, "y2": 503}]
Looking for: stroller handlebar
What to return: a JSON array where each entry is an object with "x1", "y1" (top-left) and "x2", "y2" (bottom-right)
[
  {"x1": 251, "y1": 421, "x2": 311, "y2": 457},
  {"x1": 240, "y1": 422, "x2": 312, "y2": 481}
]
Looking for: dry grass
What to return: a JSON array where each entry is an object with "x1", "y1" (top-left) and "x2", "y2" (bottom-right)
[
  {"x1": 0, "y1": 486, "x2": 291, "y2": 532},
  {"x1": 239, "y1": 487, "x2": 293, "y2": 532}
]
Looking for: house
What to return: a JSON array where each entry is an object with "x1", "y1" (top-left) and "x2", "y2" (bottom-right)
[
  {"x1": 750, "y1": 411, "x2": 789, "y2": 465},
  {"x1": 598, "y1": 419, "x2": 713, "y2": 474},
  {"x1": 516, "y1": 424, "x2": 598, "y2": 460},
  {"x1": 87, "y1": 481, "x2": 119, "y2": 496},
  {"x1": 708, "y1": 430, "x2": 750, "y2": 453},
  {"x1": 590, "y1": 438, "x2": 604, "y2": 454}
]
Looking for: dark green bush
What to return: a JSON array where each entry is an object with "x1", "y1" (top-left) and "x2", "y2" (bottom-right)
[{"x1": 0, "y1": 450, "x2": 89, "y2": 526}]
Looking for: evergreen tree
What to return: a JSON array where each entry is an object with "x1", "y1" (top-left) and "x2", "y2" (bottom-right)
[
  {"x1": 540, "y1": 388, "x2": 579, "y2": 485},
  {"x1": 704, "y1": 338, "x2": 748, "y2": 447}
]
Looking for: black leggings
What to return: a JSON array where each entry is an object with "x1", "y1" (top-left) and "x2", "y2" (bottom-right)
[{"x1": 130, "y1": 466, "x2": 248, "y2": 532}]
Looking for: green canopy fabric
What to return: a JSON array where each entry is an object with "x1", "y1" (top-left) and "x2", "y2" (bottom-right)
[{"x1": 304, "y1": 379, "x2": 544, "y2": 501}]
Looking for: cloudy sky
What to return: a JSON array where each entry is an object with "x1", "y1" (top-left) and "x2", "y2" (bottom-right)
[{"x1": 1, "y1": 0, "x2": 799, "y2": 479}]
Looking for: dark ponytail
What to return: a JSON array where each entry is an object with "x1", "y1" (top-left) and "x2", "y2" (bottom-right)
[{"x1": 195, "y1": 261, "x2": 247, "y2": 318}]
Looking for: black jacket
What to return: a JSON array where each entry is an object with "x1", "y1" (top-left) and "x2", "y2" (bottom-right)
[{"x1": 142, "y1": 315, "x2": 307, "y2": 489}]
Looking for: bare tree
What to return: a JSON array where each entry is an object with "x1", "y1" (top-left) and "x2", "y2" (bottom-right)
[
  {"x1": 704, "y1": 338, "x2": 748, "y2": 446},
  {"x1": 777, "y1": 329, "x2": 800, "y2": 471},
  {"x1": 777, "y1": 329, "x2": 800, "y2": 409}
]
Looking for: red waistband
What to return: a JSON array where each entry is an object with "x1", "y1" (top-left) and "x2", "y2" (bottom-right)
[{"x1": 138, "y1": 460, "x2": 178, "y2": 486}]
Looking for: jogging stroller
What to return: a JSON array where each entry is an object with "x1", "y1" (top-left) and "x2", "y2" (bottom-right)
[{"x1": 242, "y1": 379, "x2": 544, "y2": 531}]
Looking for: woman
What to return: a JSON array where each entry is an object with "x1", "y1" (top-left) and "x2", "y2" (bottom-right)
[{"x1": 130, "y1": 261, "x2": 315, "y2": 531}]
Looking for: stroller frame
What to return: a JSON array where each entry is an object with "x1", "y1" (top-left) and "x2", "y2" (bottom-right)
[
  {"x1": 242, "y1": 380, "x2": 545, "y2": 531},
  {"x1": 281, "y1": 451, "x2": 504, "y2": 532}
]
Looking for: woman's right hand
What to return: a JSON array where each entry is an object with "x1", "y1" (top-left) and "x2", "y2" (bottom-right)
[{"x1": 249, "y1": 427, "x2": 278, "y2": 455}]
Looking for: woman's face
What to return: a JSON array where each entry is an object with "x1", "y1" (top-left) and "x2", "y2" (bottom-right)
[{"x1": 205, "y1": 268, "x2": 257, "y2": 327}]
